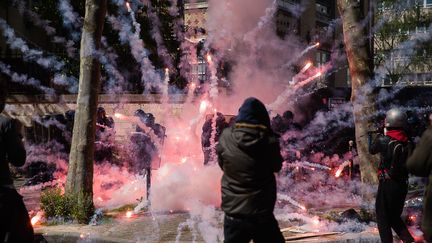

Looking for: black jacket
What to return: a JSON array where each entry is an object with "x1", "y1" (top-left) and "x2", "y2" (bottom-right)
[
  {"x1": 0, "y1": 115, "x2": 26, "y2": 186},
  {"x1": 407, "y1": 128, "x2": 432, "y2": 241},
  {"x1": 217, "y1": 97, "x2": 282, "y2": 217},
  {"x1": 369, "y1": 134, "x2": 411, "y2": 182}
]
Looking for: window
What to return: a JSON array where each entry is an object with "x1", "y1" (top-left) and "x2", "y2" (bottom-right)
[
  {"x1": 316, "y1": 3, "x2": 328, "y2": 15},
  {"x1": 315, "y1": 50, "x2": 330, "y2": 68},
  {"x1": 426, "y1": 0, "x2": 432, "y2": 7}
]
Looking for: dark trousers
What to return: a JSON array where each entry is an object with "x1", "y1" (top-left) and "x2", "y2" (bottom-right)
[
  {"x1": 0, "y1": 187, "x2": 34, "y2": 243},
  {"x1": 223, "y1": 213, "x2": 285, "y2": 243},
  {"x1": 376, "y1": 179, "x2": 414, "y2": 243}
]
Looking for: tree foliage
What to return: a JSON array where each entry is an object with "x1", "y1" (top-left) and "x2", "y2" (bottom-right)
[{"x1": 374, "y1": 0, "x2": 432, "y2": 85}]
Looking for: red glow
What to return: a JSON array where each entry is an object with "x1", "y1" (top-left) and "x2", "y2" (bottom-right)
[
  {"x1": 206, "y1": 54, "x2": 212, "y2": 62},
  {"x1": 409, "y1": 215, "x2": 416, "y2": 222},
  {"x1": 165, "y1": 68, "x2": 169, "y2": 73},
  {"x1": 315, "y1": 42, "x2": 320, "y2": 47},
  {"x1": 126, "y1": 211, "x2": 133, "y2": 218}
]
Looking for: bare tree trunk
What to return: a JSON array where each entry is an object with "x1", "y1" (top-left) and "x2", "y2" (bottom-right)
[
  {"x1": 337, "y1": 0, "x2": 378, "y2": 184},
  {"x1": 66, "y1": 0, "x2": 107, "y2": 220}
]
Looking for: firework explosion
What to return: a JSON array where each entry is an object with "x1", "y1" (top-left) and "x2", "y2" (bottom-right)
[{"x1": 3, "y1": 0, "x2": 430, "y2": 241}]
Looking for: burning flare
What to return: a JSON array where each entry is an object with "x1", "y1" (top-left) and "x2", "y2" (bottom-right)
[
  {"x1": 206, "y1": 54, "x2": 212, "y2": 63},
  {"x1": 335, "y1": 160, "x2": 351, "y2": 178},
  {"x1": 31, "y1": 211, "x2": 44, "y2": 226},
  {"x1": 199, "y1": 100, "x2": 209, "y2": 114},
  {"x1": 126, "y1": 211, "x2": 133, "y2": 218},
  {"x1": 299, "y1": 61, "x2": 313, "y2": 74},
  {"x1": 125, "y1": 2, "x2": 131, "y2": 12}
]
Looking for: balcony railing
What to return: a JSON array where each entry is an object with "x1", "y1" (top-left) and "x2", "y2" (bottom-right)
[{"x1": 381, "y1": 72, "x2": 432, "y2": 87}]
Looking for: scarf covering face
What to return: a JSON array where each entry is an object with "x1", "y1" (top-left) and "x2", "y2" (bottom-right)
[
  {"x1": 235, "y1": 97, "x2": 270, "y2": 128},
  {"x1": 386, "y1": 129, "x2": 408, "y2": 142}
]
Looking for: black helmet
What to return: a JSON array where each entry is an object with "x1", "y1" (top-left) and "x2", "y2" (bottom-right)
[
  {"x1": 97, "y1": 107, "x2": 106, "y2": 116},
  {"x1": 385, "y1": 108, "x2": 407, "y2": 128},
  {"x1": 144, "y1": 113, "x2": 155, "y2": 125},
  {"x1": 134, "y1": 109, "x2": 146, "y2": 118}
]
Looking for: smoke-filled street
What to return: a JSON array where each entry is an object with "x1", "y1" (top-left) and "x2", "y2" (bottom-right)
[{"x1": 0, "y1": 0, "x2": 431, "y2": 242}]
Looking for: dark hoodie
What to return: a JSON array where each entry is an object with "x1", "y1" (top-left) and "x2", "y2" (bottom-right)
[
  {"x1": 0, "y1": 115, "x2": 26, "y2": 186},
  {"x1": 217, "y1": 97, "x2": 283, "y2": 217},
  {"x1": 407, "y1": 127, "x2": 432, "y2": 241}
]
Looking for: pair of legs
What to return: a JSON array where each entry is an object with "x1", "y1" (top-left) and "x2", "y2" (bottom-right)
[
  {"x1": 376, "y1": 179, "x2": 414, "y2": 243},
  {"x1": 223, "y1": 213, "x2": 284, "y2": 243}
]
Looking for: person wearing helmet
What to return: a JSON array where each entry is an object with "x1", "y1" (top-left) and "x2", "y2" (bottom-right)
[
  {"x1": 369, "y1": 108, "x2": 415, "y2": 243},
  {"x1": 95, "y1": 106, "x2": 115, "y2": 163}
]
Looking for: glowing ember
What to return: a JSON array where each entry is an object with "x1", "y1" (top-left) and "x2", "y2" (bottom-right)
[
  {"x1": 31, "y1": 211, "x2": 43, "y2": 226},
  {"x1": 315, "y1": 42, "x2": 320, "y2": 47},
  {"x1": 313, "y1": 217, "x2": 320, "y2": 225},
  {"x1": 165, "y1": 68, "x2": 169, "y2": 73},
  {"x1": 300, "y1": 205, "x2": 307, "y2": 211},
  {"x1": 335, "y1": 168, "x2": 343, "y2": 178},
  {"x1": 206, "y1": 54, "x2": 212, "y2": 62},
  {"x1": 181, "y1": 157, "x2": 187, "y2": 164},
  {"x1": 126, "y1": 211, "x2": 133, "y2": 218},
  {"x1": 114, "y1": 113, "x2": 126, "y2": 120},
  {"x1": 199, "y1": 100, "x2": 209, "y2": 114},
  {"x1": 80, "y1": 233, "x2": 85, "y2": 239},
  {"x1": 409, "y1": 215, "x2": 416, "y2": 221},
  {"x1": 97, "y1": 196, "x2": 104, "y2": 202},
  {"x1": 125, "y1": 2, "x2": 131, "y2": 12}
]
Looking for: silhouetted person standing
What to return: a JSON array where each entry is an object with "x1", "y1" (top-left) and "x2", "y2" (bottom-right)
[
  {"x1": 369, "y1": 108, "x2": 414, "y2": 243},
  {"x1": 217, "y1": 97, "x2": 284, "y2": 243},
  {"x1": 407, "y1": 114, "x2": 432, "y2": 242},
  {"x1": 0, "y1": 84, "x2": 34, "y2": 242}
]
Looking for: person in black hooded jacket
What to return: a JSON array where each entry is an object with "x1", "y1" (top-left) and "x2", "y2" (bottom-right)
[
  {"x1": 407, "y1": 114, "x2": 432, "y2": 242},
  {"x1": 217, "y1": 97, "x2": 284, "y2": 243},
  {"x1": 0, "y1": 84, "x2": 34, "y2": 242}
]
